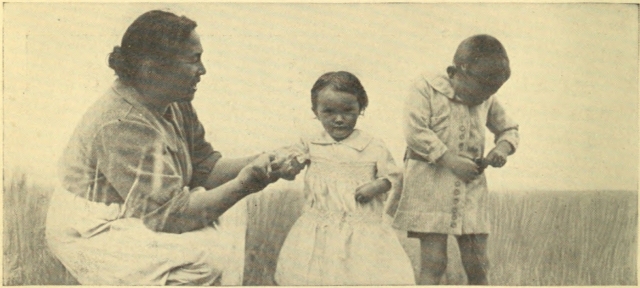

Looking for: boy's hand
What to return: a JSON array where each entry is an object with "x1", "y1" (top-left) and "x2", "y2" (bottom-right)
[
  {"x1": 438, "y1": 151, "x2": 480, "y2": 183},
  {"x1": 485, "y1": 142, "x2": 512, "y2": 168},
  {"x1": 355, "y1": 179, "x2": 391, "y2": 204}
]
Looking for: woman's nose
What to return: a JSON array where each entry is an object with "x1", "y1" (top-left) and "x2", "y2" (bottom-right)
[
  {"x1": 197, "y1": 62, "x2": 207, "y2": 76},
  {"x1": 334, "y1": 114, "x2": 344, "y2": 124}
]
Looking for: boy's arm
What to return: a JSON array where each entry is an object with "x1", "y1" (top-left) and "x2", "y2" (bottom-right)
[
  {"x1": 486, "y1": 97, "x2": 519, "y2": 155},
  {"x1": 403, "y1": 79, "x2": 449, "y2": 164}
]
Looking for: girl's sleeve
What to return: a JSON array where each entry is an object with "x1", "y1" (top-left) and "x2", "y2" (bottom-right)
[
  {"x1": 374, "y1": 139, "x2": 403, "y2": 217},
  {"x1": 374, "y1": 139, "x2": 402, "y2": 191},
  {"x1": 403, "y1": 78, "x2": 448, "y2": 163},
  {"x1": 272, "y1": 137, "x2": 310, "y2": 179},
  {"x1": 486, "y1": 97, "x2": 519, "y2": 154}
]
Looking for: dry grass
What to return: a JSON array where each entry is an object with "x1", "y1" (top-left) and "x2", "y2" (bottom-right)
[{"x1": 3, "y1": 172, "x2": 637, "y2": 285}]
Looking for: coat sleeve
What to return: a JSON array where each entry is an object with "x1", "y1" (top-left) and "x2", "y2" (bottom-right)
[
  {"x1": 486, "y1": 97, "x2": 519, "y2": 154},
  {"x1": 403, "y1": 77, "x2": 448, "y2": 163}
]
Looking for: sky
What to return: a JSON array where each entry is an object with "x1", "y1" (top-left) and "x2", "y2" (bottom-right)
[{"x1": 3, "y1": 3, "x2": 638, "y2": 192}]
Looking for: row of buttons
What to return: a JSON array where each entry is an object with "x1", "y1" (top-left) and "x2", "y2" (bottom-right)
[{"x1": 452, "y1": 180, "x2": 462, "y2": 228}]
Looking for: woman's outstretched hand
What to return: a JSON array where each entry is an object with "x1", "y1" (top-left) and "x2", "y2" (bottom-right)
[
  {"x1": 236, "y1": 153, "x2": 278, "y2": 194},
  {"x1": 268, "y1": 151, "x2": 307, "y2": 181}
]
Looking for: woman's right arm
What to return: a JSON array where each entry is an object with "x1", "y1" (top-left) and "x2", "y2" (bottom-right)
[
  {"x1": 95, "y1": 120, "x2": 274, "y2": 233},
  {"x1": 185, "y1": 153, "x2": 274, "y2": 225}
]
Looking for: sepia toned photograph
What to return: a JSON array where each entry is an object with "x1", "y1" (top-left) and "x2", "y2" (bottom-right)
[{"x1": 3, "y1": 2, "x2": 638, "y2": 286}]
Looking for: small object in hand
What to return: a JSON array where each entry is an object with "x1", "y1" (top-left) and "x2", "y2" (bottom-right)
[{"x1": 475, "y1": 158, "x2": 488, "y2": 174}]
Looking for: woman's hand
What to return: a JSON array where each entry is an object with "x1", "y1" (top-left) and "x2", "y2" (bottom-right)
[
  {"x1": 236, "y1": 153, "x2": 277, "y2": 194},
  {"x1": 438, "y1": 151, "x2": 480, "y2": 183},
  {"x1": 268, "y1": 151, "x2": 307, "y2": 181},
  {"x1": 355, "y1": 179, "x2": 391, "y2": 204}
]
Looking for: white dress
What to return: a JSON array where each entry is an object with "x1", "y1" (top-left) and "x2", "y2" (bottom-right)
[{"x1": 275, "y1": 129, "x2": 415, "y2": 285}]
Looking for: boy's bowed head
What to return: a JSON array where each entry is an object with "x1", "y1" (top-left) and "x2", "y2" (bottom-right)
[{"x1": 446, "y1": 34, "x2": 511, "y2": 106}]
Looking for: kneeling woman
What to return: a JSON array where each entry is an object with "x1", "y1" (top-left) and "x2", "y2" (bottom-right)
[{"x1": 46, "y1": 10, "x2": 293, "y2": 285}]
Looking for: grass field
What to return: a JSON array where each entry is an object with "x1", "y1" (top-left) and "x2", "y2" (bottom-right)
[{"x1": 4, "y1": 173, "x2": 637, "y2": 285}]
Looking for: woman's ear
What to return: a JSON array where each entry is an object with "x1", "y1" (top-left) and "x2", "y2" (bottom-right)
[
  {"x1": 311, "y1": 107, "x2": 318, "y2": 119},
  {"x1": 138, "y1": 58, "x2": 156, "y2": 78},
  {"x1": 446, "y1": 65, "x2": 457, "y2": 78}
]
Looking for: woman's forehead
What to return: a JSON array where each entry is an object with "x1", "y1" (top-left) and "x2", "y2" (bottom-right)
[{"x1": 179, "y1": 30, "x2": 203, "y2": 55}]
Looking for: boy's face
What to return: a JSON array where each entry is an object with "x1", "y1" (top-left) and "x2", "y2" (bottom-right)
[{"x1": 451, "y1": 57, "x2": 508, "y2": 106}]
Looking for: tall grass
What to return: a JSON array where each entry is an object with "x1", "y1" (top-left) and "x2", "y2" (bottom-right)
[
  {"x1": 3, "y1": 171, "x2": 637, "y2": 286},
  {"x1": 3, "y1": 173, "x2": 77, "y2": 285}
]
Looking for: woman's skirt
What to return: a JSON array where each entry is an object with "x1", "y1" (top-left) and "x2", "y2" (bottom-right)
[{"x1": 45, "y1": 186, "x2": 246, "y2": 285}]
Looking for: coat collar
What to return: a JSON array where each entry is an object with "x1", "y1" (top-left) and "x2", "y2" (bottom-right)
[
  {"x1": 429, "y1": 73, "x2": 456, "y2": 101},
  {"x1": 309, "y1": 129, "x2": 373, "y2": 152}
]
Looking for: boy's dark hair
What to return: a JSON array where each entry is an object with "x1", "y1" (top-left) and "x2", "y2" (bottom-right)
[
  {"x1": 108, "y1": 10, "x2": 198, "y2": 84},
  {"x1": 310, "y1": 71, "x2": 368, "y2": 112},
  {"x1": 453, "y1": 34, "x2": 510, "y2": 84}
]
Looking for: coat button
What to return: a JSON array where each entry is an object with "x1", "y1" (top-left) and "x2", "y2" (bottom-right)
[
  {"x1": 459, "y1": 143, "x2": 464, "y2": 150},
  {"x1": 452, "y1": 207, "x2": 458, "y2": 213},
  {"x1": 459, "y1": 134, "x2": 465, "y2": 140},
  {"x1": 455, "y1": 181, "x2": 461, "y2": 187},
  {"x1": 459, "y1": 126, "x2": 465, "y2": 131},
  {"x1": 453, "y1": 198, "x2": 459, "y2": 204},
  {"x1": 452, "y1": 214, "x2": 458, "y2": 220},
  {"x1": 450, "y1": 222, "x2": 457, "y2": 228}
]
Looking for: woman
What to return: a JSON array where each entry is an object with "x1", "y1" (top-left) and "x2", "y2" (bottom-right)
[{"x1": 45, "y1": 10, "x2": 296, "y2": 285}]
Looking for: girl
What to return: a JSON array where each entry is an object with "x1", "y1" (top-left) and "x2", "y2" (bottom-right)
[
  {"x1": 274, "y1": 71, "x2": 415, "y2": 285},
  {"x1": 392, "y1": 34, "x2": 520, "y2": 285}
]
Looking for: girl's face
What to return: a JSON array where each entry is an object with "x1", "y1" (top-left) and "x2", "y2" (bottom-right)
[{"x1": 314, "y1": 87, "x2": 361, "y2": 141}]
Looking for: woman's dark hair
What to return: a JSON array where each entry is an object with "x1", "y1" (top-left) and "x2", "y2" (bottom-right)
[
  {"x1": 310, "y1": 71, "x2": 368, "y2": 112},
  {"x1": 108, "y1": 10, "x2": 197, "y2": 84},
  {"x1": 453, "y1": 34, "x2": 510, "y2": 83}
]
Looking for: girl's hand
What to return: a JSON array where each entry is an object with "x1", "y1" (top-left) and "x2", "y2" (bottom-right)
[
  {"x1": 269, "y1": 154, "x2": 307, "y2": 181},
  {"x1": 355, "y1": 179, "x2": 391, "y2": 204},
  {"x1": 485, "y1": 142, "x2": 512, "y2": 168},
  {"x1": 236, "y1": 153, "x2": 277, "y2": 194},
  {"x1": 438, "y1": 152, "x2": 480, "y2": 183}
]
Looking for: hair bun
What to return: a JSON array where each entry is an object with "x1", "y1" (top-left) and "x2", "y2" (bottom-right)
[{"x1": 108, "y1": 46, "x2": 125, "y2": 71}]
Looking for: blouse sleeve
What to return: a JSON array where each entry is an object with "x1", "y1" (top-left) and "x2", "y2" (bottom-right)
[
  {"x1": 403, "y1": 77, "x2": 449, "y2": 163},
  {"x1": 373, "y1": 139, "x2": 402, "y2": 192},
  {"x1": 178, "y1": 102, "x2": 223, "y2": 189},
  {"x1": 95, "y1": 119, "x2": 205, "y2": 233},
  {"x1": 272, "y1": 137, "x2": 310, "y2": 179},
  {"x1": 486, "y1": 97, "x2": 520, "y2": 154}
]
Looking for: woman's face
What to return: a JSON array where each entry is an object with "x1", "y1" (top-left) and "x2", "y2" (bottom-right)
[
  {"x1": 138, "y1": 30, "x2": 207, "y2": 104},
  {"x1": 314, "y1": 87, "x2": 361, "y2": 141}
]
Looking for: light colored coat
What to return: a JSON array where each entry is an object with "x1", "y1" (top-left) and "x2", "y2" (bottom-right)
[{"x1": 392, "y1": 73, "x2": 519, "y2": 235}]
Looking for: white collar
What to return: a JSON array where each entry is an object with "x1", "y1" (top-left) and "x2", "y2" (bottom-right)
[{"x1": 309, "y1": 129, "x2": 373, "y2": 152}]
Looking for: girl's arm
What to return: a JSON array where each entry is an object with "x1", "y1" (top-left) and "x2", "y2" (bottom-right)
[
  {"x1": 270, "y1": 137, "x2": 310, "y2": 180},
  {"x1": 355, "y1": 139, "x2": 399, "y2": 204}
]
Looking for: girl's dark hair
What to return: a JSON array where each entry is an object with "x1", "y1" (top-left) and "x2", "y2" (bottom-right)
[
  {"x1": 108, "y1": 10, "x2": 197, "y2": 84},
  {"x1": 310, "y1": 71, "x2": 368, "y2": 112},
  {"x1": 453, "y1": 34, "x2": 511, "y2": 83}
]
